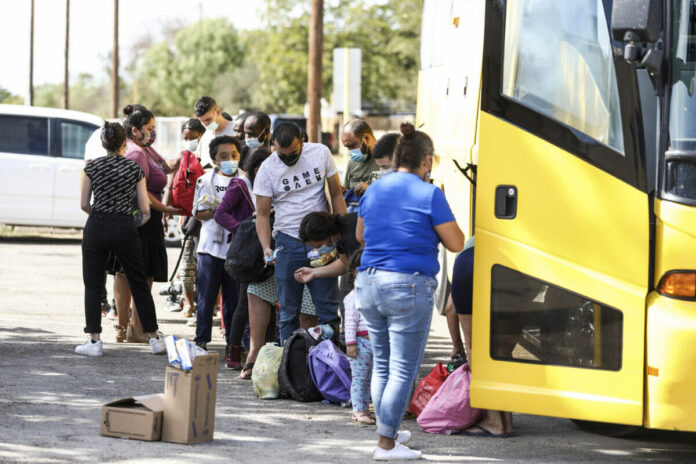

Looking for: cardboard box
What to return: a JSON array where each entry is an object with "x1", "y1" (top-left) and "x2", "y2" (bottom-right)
[
  {"x1": 100, "y1": 395, "x2": 164, "y2": 441},
  {"x1": 162, "y1": 353, "x2": 219, "y2": 444}
]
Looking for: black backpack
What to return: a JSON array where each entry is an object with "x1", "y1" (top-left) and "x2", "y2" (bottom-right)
[
  {"x1": 278, "y1": 329, "x2": 323, "y2": 402},
  {"x1": 224, "y1": 214, "x2": 274, "y2": 283}
]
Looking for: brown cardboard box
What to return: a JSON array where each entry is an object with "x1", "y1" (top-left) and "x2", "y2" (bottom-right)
[
  {"x1": 162, "y1": 352, "x2": 218, "y2": 444},
  {"x1": 100, "y1": 395, "x2": 164, "y2": 441}
]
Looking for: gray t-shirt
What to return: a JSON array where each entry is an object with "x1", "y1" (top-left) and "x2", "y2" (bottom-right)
[
  {"x1": 197, "y1": 121, "x2": 237, "y2": 169},
  {"x1": 253, "y1": 142, "x2": 338, "y2": 238}
]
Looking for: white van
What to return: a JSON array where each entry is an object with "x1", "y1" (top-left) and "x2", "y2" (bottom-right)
[{"x1": 0, "y1": 105, "x2": 102, "y2": 228}]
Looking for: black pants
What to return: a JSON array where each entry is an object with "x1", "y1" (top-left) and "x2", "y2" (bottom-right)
[
  {"x1": 229, "y1": 282, "x2": 277, "y2": 346},
  {"x1": 82, "y1": 212, "x2": 158, "y2": 334}
]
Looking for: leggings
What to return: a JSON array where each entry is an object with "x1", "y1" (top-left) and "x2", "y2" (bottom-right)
[{"x1": 349, "y1": 336, "x2": 373, "y2": 413}]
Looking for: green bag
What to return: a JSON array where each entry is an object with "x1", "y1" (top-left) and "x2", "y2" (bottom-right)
[{"x1": 252, "y1": 343, "x2": 284, "y2": 399}]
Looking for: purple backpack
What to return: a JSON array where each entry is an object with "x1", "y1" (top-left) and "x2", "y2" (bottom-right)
[{"x1": 308, "y1": 339, "x2": 352, "y2": 404}]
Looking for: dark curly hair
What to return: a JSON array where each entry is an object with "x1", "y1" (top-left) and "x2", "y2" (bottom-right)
[
  {"x1": 101, "y1": 122, "x2": 126, "y2": 153},
  {"x1": 299, "y1": 212, "x2": 345, "y2": 243},
  {"x1": 209, "y1": 135, "x2": 243, "y2": 161},
  {"x1": 243, "y1": 147, "x2": 272, "y2": 186},
  {"x1": 194, "y1": 96, "x2": 217, "y2": 117}
]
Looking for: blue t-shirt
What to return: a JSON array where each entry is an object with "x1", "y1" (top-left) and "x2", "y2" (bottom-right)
[{"x1": 358, "y1": 171, "x2": 456, "y2": 276}]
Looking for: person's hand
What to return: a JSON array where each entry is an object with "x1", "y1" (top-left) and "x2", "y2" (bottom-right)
[
  {"x1": 354, "y1": 182, "x2": 369, "y2": 196},
  {"x1": 263, "y1": 248, "x2": 276, "y2": 266},
  {"x1": 346, "y1": 344, "x2": 358, "y2": 359},
  {"x1": 294, "y1": 267, "x2": 316, "y2": 284},
  {"x1": 162, "y1": 214, "x2": 169, "y2": 232}
]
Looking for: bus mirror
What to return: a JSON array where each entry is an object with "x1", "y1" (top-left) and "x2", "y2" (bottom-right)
[{"x1": 611, "y1": 0, "x2": 662, "y2": 43}]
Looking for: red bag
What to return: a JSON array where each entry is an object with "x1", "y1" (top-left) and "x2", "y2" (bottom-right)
[
  {"x1": 408, "y1": 362, "x2": 450, "y2": 417},
  {"x1": 171, "y1": 151, "x2": 205, "y2": 217}
]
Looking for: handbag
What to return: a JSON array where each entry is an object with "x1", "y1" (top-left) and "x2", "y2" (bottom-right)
[{"x1": 408, "y1": 361, "x2": 450, "y2": 417}]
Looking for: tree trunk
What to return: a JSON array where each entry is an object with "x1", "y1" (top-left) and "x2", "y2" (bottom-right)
[
  {"x1": 63, "y1": 0, "x2": 70, "y2": 109},
  {"x1": 307, "y1": 0, "x2": 323, "y2": 143},
  {"x1": 111, "y1": 0, "x2": 119, "y2": 118},
  {"x1": 29, "y1": 0, "x2": 34, "y2": 106}
]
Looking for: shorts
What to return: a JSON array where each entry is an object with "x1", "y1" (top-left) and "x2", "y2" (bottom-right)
[
  {"x1": 451, "y1": 246, "x2": 474, "y2": 315},
  {"x1": 247, "y1": 276, "x2": 316, "y2": 315}
]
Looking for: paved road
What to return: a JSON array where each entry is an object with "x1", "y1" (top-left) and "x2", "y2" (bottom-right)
[{"x1": 1, "y1": 238, "x2": 695, "y2": 463}]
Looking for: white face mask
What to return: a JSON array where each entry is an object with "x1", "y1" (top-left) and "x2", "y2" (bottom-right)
[
  {"x1": 204, "y1": 115, "x2": 219, "y2": 133},
  {"x1": 182, "y1": 139, "x2": 199, "y2": 152},
  {"x1": 379, "y1": 167, "x2": 393, "y2": 176}
]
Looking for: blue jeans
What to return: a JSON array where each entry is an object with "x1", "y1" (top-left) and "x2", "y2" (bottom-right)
[
  {"x1": 274, "y1": 232, "x2": 339, "y2": 343},
  {"x1": 195, "y1": 253, "x2": 238, "y2": 344},
  {"x1": 355, "y1": 268, "x2": 437, "y2": 439}
]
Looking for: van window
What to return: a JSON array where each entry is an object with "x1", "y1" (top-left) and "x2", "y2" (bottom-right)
[
  {"x1": 61, "y1": 120, "x2": 96, "y2": 159},
  {"x1": 0, "y1": 115, "x2": 49, "y2": 156},
  {"x1": 502, "y1": 0, "x2": 624, "y2": 154}
]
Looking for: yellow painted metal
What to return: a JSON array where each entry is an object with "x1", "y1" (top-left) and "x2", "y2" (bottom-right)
[
  {"x1": 644, "y1": 199, "x2": 696, "y2": 431},
  {"x1": 470, "y1": 112, "x2": 648, "y2": 424}
]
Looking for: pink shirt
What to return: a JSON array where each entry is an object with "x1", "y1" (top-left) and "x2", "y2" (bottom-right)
[
  {"x1": 343, "y1": 289, "x2": 368, "y2": 346},
  {"x1": 125, "y1": 140, "x2": 168, "y2": 201}
]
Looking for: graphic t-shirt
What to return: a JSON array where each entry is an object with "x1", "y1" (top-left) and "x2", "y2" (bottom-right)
[
  {"x1": 343, "y1": 155, "x2": 380, "y2": 189},
  {"x1": 197, "y1": 122, "x2": 237, "y2": 169},
  {"x1": 125, "y1": 140, "x2": 168, "y2": 201},
  {"x1": 358, "y1": 171, "x2": 456, "y2": 277},
  {"x1": 84, "y1": 154, "x2": 144, "y2": 215},
  {"x1": 253, "y1": 142, "x2": 338, "y2": 239},
  {"x1": 193, "y1": 169, "x2": 234, "y2": 259}
]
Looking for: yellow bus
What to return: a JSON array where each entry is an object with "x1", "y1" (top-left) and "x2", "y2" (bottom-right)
[{"x1": 418, "y1": 0, "x2": 696, "y2": 433}]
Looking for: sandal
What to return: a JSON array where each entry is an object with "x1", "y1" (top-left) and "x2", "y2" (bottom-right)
[
  {"x1": 352, "y1": 412, "x2": 376, "y2": 425},
  {"x1": 239, "y1": 363, "x2": 254, "y2": 380}
]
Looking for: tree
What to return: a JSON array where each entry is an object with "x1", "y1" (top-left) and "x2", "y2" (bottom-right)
[
  {"x1": 0, "y1": 87, "x2": 24, "y2": 105},
  {"x1": 135, "y1": 18, "x2": 245, "y2": 116}
]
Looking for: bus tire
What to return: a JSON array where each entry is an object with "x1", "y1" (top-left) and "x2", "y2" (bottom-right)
[{"x1": 570, "y1": 419, "x2": 643, "y2": 437}]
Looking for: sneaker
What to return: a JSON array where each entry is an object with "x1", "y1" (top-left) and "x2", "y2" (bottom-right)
[
  {"x1": 75, "y1": 340, "x2": 103, "y2": 357},
  {"x1": 149, "y1": 336, "x2": 166, "y2": 355},
  {"x1": 195, "y1": 341, "x2": 207, "y2": 351},
  {"x1": 225, "y1": 345, "x2": 242, "y2": 370},
  {"x1": 373, "y1": 443, "x2": 422, "y2": 461},
  {"x1": 396, "y1": 430, "x2": 411, "y2": 444},
  {"x1": 186, "y1": 317, "x2": 197, "y2": 327}
]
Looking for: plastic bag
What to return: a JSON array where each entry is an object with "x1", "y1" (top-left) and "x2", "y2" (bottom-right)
[
  {"x1": 252, "y1": 343, "x2": 284, "y2": 399},
  {"x1": 417, "y1": 364, "x2": 482, "y2": 434},
  {"x1": 408, "y1": 362, "x2": 450, "y2": 417}
]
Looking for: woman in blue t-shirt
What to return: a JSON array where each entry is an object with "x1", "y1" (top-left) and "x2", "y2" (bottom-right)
[{"x1": 356, "y1": 122, "x2": 464, "y2": 461}]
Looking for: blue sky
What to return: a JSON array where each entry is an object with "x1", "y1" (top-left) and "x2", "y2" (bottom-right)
[{"x1": 1, "y1": 0, "x2": 264, "y2": 100}]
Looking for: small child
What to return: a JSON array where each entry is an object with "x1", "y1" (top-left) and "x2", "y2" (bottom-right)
[{"x1": 344, "y1": 247, "x2": 374, "y2": 425}]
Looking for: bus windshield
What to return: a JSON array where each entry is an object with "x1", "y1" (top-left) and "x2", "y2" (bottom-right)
[{"x1": 665, "y1": 0, "x2": 696, "y2": 202}]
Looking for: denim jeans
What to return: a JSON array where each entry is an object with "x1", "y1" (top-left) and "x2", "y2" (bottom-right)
[
  {"x1": 355, "y1": 268, "x2": 437, "y2": 439},
  {"x1": 274, "y1": 232, "x2": 339, "y2": 343},
  {"x1": 195, "y1": 252, "x2": 238, "y2": 344}
]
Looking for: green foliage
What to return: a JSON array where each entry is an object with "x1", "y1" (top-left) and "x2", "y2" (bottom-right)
[
  {"x1": 0, "y1": 87, "x2": 24, "y2": 105},
  {"x1": 135, "y1": 18, "x2": 245, "y2": 116},
  {"x1": 33, "y1": 74, "x2": 123, "y2": 118}
]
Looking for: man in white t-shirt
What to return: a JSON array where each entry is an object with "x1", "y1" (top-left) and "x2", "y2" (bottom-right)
[
  {"x1": 194, "y1": 96, "x2": 238, "y2": 169},
  {"x1": 254, "y1": 122, "x2": 347, "y2": 343}
]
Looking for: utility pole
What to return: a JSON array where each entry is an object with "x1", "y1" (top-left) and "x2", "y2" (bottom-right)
[
  {"x1": 63, "y1": 0, "x2": 70, "y2": 109},
  {"x1": 111, "y1": 0, "x2": 119, "y2": 118},
  {"x1": 29, "y1": 0, "x2": 35, "y2": 106},
  {"x1": 307, "y1": 0, "x2": 323, "y2": 143}
]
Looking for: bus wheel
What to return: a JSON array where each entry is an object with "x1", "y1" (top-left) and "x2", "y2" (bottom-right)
[{"x1": 570, "y1": 420, "x2": 643, "y2": 437}]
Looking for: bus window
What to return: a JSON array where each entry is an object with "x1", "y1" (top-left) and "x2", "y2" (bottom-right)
[
  {"x1": 420, "y1": 0, "x2": 452, "y2": 70},
  {"x1": 490, "y1": 265, "x2": 623, "y2": 371},
  {"x1": 502, "y1": 0, "x2": 624, "y2": 154}
]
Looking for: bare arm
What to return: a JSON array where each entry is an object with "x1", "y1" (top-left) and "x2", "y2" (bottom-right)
[
  {"x1": 294, "y1": 255, "x2": 348, "y2": 283},
  {"x1": 80, "y1": 175, "x2": 92, "y2": 214},
  {"x1": 356, "y1": 216, "x2": 364, "y2": 244},
  {"x1": 195, "y1": 209, "x2": 214, "y2": 221},
  {"x1": 162, "y1": 173, "x2": 174, "y2": 206},
  {"x1": 435, "y1": 221, "x2": 465, "y2": 252},
  {"x1": 326, "y1": 173, "x2": 347, "y2": 215},
  {"x1": 148, "y1": 192, "x2": 182, "y2": 215},
  {"x1": 136, "y1": 178, "x2": 150, "y2": 215},
  {"x1": 255, "y1": 195, "x2": 274, "y2": 261},
  {"x1": 162, "y1": 158, "x2": 180, "y2": 175}
]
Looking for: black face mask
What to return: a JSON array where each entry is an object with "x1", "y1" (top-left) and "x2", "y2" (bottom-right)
[{"x1": 278, "y1": 146, "x2": 302, "y2": 166}]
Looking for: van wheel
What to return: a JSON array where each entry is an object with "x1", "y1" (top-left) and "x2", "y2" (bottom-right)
[
  {"x1": 433, "y1": 245, "x2": 450, "y2": 315},
  {"x1": 570, "y1": 419, "x2": 643, "y2": 437}
]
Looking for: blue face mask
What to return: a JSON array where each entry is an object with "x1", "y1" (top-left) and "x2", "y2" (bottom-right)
[
  {"x1": 219, "y1": 160, "x2": 238, "y2": 176},
  {"x1": 307, "y1": 242, "x2": 338, "y2": 267},
  {"x1": 317, "y1": 243, "x2": 336, "y2": 255},
  {"x1": 246, "y1": 128, "x2": 266, "y2": 149},
  {"x1": 348, "y1": 139, "x2": 368, "y2": 162}
]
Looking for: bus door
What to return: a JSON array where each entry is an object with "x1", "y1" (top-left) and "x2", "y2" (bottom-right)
[{"x1": 470, "y1": 0, "x2": 650, "y2": 425}]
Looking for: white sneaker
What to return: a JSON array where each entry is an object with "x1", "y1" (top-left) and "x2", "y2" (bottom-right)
[
  {"x1": 396, "y1": 430, "x2": 411, "y2": 444},
  {"x1": 149, "y1": 336, "x2": 166, "y2": 355},
  {"x1": 186, "y1": 317, "x2": 196, "y2": 327},
  {"x1": 373, "y1": 443, "x2": 422, "y2": 461},
  {"x1": 75, "y1": 340, "x2": 103, "y2": 357}
]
